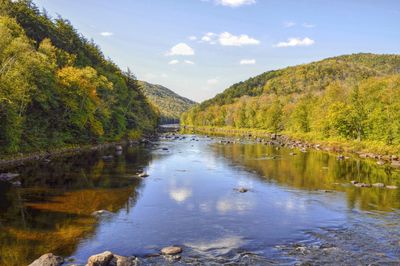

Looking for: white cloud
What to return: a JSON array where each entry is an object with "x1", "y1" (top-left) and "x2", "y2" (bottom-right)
[
  {"x1": 161, "y1": 73, "x2": 168, "y2": 78},
  {"x1": 219, "y1": 32, "x2": 260, "y2": 46},
  {"x1": 240, "y1": 59, "x2": 256, "y2": 65},
  {"x1": 168, "y1": 59, "x2": 180, "y2": 65},
  {"x1": 165, "y1": 43, "x2": 195, "y2": 56},
  {"x1": 215, "y1": 0, "x2": 256, "y2": 7},
  {"x1": 100, "y1": 32, "x2": 113, "y2": 37},
  {"x1": 184, "y1": 60, "x2": 195, "y2": 65},
  {"x1": 283, "y1": 21, "x2": 296, "y2": 28},
  {"x1": 275, "y1": 37, "x2": 315, "y2": 48},
  {"x1": 189, "y1": 36, "x2": 197, "y2": 41},
  {"x1": 201, "y1": 32, "x2": 217, "y2": 44},
  {"x1": 207, "y1": 78, "x2": 219, "y2": 85},
  {"x1": 303, "y1": 23, "x2": 316, "y2": 28}
]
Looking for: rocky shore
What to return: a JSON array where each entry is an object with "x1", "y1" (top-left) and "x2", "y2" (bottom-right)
[{"x1": 183, "y1": 127, "x2": 400, "y2": 169}]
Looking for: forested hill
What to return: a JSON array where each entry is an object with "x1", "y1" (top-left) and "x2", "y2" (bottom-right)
[
  {"x1": 138, "y1": 81, "x2": 196, "y2": 124},
  {"x1": 0, "y1": 0, "x2": 159, "y2": 154},
  {"x1": 182, "y1": 53, "x2": 400, "y2": 146}
]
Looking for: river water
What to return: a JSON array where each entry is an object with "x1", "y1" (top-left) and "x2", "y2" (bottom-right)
[{"x1": 1, "y1": 134, "x2": 400, "y2": 265}]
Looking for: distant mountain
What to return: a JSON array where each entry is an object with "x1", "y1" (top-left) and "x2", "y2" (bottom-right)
[{"x1": 139, "y1": 81, "x2": 196, "y2": 123}]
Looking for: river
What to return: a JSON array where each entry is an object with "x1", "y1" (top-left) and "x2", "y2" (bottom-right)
[{"x1": 1, "y1": 134, "x2": 400, "y2": 265}]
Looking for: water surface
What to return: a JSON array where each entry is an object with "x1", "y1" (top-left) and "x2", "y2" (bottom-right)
[{"x1": 1, "y1": 135, "x2": 400, "y2": 265}]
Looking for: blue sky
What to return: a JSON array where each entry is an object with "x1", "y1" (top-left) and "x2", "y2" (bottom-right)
[{"x1": 33, "y1": 0, "x2": 400, "y2": 102}]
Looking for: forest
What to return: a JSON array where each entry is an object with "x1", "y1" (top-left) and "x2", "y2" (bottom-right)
[
  {"x1": 0, "y1": 0, "x2": 159, "y2": 154},
  {"x1": 139, "y1": 81, "x2": 195, "y2": 124},
  {"x1": 182, "y1": 53, "x2": 400, "y2": 149}
]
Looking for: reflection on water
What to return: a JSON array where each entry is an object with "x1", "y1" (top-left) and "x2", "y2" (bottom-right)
[
  {"x1": 0, "y1": 146, "x2": 152, "y2": 266},
  {"x1": 1, "y1": 136, "x2": 400, "y2": 265},
  {"x1": 213, "y1": 143, "x2": 400, "y2": 212}
]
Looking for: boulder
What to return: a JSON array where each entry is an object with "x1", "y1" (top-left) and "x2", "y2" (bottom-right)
[
  {"x1": 161, "y1": 246, "x2": 182, "y2": 255},
  {"x1": 29, "y1": 253, "x2": 64, "y2": 266},
  {"x1": 372, "y1": 183, "x2": 385, "y2": 188},
  {"x1": 87, "y1": 251, "x2": 114, "y2": 266},
  {"x1": 386, "y1": 185, "x2": 398, "y2": 190}
]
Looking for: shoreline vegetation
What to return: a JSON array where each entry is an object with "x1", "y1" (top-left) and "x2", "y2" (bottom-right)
[
  {"x1": 0, "y1": 1, "x2": 159, "y2": 157},
  {"x1": 183, "y1": 126, "x2": 400, "y2": 168}
]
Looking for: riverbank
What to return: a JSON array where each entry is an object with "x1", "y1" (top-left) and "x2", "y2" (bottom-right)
[
  {"x1": 0, "y1": 136, "x2": 156, "y2": 171},
  {"x1": 182, "y1": 126, "x2": 400, "y2": 168}
]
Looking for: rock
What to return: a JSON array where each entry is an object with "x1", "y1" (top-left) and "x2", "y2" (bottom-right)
[
  {"x1": 137, "y1": 172, "x2": 149, "y2": 178},
  {"x1": 386, "y1": 185, "x2": 398, "y2": 190},
  {"x1": 337, "y1": 155, "x2": 345, "y2": 160},
  {"x1": 161, "y1": 246, "x2": 182, "y2": 255},
  {"x1": 350, "y1": 180, "x2": 358, "y2": 185},
  {"x1": 354, "y1": 183, "x2": 371, "y2": 188},
  {"x1": 376, "y1": 160, "x2": 385, "y2": 165},
  {"x1": 110, "y1": 255, "x2": 139, "y2": 266},
  {"x1": 162, "y1": 148, "x2": 169, "y2": 151},
  {"x1": 391, "y1": 155, "x2": 399, "y2": 160},
  {"x1": 92, "y1": 210, "x2": 113, "y2": 217},
  {"x1": 115, "y1": 145, "x2": 123, "y2": 151},
  {"x1": 372, "y1": 183, "x2": 385, "y2": 188},
  {"x1": 234, "y1": 187, "x2": 249, "y2": 193},
  {"x1": 391, "y1": 161, "x2": 400, "y2": 168},
  {"x1": 0, "y1": 172, "x2": 19, "y2": 181},
  {"x1": 87, "y1": 251, "x2": 114, "y2": 266},
  {"x1": 29, "y1": 253, "x2": 64, "y2": 266},
  {"x1": 289, "y1": 152, "x2": 297, "y2": 156},
  {"x1": 102, "y1": 155, "x2": 114, "y2": 160}
]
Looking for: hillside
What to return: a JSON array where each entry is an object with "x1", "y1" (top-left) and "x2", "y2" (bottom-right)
[
  {"x1": 182, "y1": 53, "x2": 400, "y2": 146},
  {"x1": 0, "y1": 0, "x2": 158, "y2": 154},
  {"x1": 139, "y1": 81, "x2": 196, "y2": 123}
]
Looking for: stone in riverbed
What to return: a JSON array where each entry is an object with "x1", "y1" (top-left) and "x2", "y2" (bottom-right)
[
  {"x1": 354, "y1": 183, "x2": 371, "y2": 188},
  {"x1": 372, "y1": 183, "x2": 385, "y2": 188},
  {"x1": 386, "y1": 185, "x2": 398, "y2": 189},
  {"x1": 91, "y1": 210, "x2": 113, "y2": 217},
  {"x1": 87, "y1": 251, "x2": 113, "y2": 266},
  {"x1": 111, "y1": 254, "x2": 139, "y2": 266},
  {"x1": 29, "y1": 253, "x2": 64, "y2": 266},
  {"x1": 0, "y1": 172, "x2": 19, "y2": 181},
  {"x1": 161, "y1": 246, "x2": 182, "y2": 255},
  {"x1": 137, "y1": 172, "x2": 149, "y2": 178}
]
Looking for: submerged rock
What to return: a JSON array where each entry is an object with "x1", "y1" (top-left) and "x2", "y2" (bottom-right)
[
  {"x1": 161, "y1": 246, "x2": 183, "y2": 255},
  {"x1": 29, "y1": 253, "x2": 64, "y2": 266},
  {"x1": 234, "y1": 187, "x2": 249, "y2": 193}
]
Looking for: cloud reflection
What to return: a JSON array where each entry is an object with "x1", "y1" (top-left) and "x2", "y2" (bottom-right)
[{"x1": 169, "y1": 187, "x2": 192, "y2": 203}]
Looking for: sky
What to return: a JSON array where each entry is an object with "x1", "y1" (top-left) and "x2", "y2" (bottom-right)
[{"x1": 32, "y1": 0, "x2": 400, "y2": 102}]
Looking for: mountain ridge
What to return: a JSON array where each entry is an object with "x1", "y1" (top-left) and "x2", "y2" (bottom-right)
[{"x1": 139, "y1": 81, "x2": 196, "y2": 123}]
